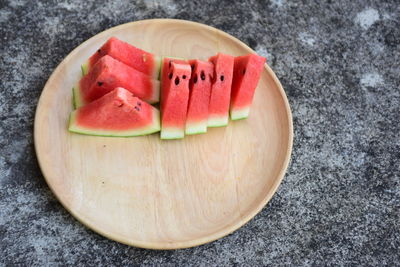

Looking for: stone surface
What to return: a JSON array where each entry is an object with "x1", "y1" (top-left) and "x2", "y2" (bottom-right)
[{"x1": 0, "y1": 0, "x2": 399, "y2": 265}]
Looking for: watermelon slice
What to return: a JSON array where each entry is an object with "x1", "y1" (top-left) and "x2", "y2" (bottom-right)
[
  {"x1": 208, "y1": 53, "x2": 234, "y2": 127},
  {"x1": 82, "y1": 37, "x2": 160, "y2": 79},
  {"x1": 160, "y1": 58, "x2": 191, "y2": 139},
  {"x1": 230, "y1": 54, "x2": 266, "y2": 120},
  {"x1": 185, "y1": 60, "x2": 214, "y2": 135},
  {"x1": 73, "y1": 55, "x2": 160, "y2": 108},
  {"x1": 69, "y1": 87, "x2": 160, "y2": 137}
]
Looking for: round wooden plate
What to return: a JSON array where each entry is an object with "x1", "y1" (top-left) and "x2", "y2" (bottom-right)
[{"x1": 34, "y1": 19, "x2": 293, "y2": 249}]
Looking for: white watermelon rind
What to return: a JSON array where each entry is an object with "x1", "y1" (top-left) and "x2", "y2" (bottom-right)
[
  {"x1": 185, "y1": 120, "x2": 208, "y2": 135},
  {"x1": 149, "y1": 79, "x2": 161, "y2": 104},
  {"x1": 230, "y1": 107, "x2": 250, "y2": 120},
  {"x1": 68, "y1": 108, "x2": 161, "y2": 137},
  {"x1": 207, "y1": 115, "x2": 229, "y2": 127},
  {"x1": 160, "y1": 127, "x2": 185, "y2": 140}
]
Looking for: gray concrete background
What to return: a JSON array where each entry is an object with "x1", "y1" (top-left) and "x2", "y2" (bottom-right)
[{"x1": 0, "y1": 0, "x2": 399, "y2": 265}]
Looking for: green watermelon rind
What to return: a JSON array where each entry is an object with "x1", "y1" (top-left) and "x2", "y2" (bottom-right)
[
  {"x1": 68, "y1": 109, "x2": 161, "y2": 137},
  {"x1": 230, "y1": 107, "x2": 250, "y2": 120},
  {"x1": 185, "y1": 121, "x2": 208, "y2": 135},
  {"x1": 72, "y1": 87, "x2": 76, "y2": 109},
  {"x1": 207, "y1": 115, "x2": 229, "y2": 127},
  {"x1": 72, "y1": 83, "x2": 84, "y2": 109},
  {"x1": 81, "y1": 60, "x2": 89, "y2": 76},
  {"x1": 153, "y1": 56, "x2": 162, "y2": 80}
]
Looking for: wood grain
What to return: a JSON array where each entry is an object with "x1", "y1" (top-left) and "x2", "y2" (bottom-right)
[{"x1": 34, "y1": 19, "x2": 293, "y2": 249}]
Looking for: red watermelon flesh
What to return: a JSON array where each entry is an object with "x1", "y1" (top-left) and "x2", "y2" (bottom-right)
[
  {"x1": 69, "y1": 87, "x2": 160, "y2": 137},
  {"x1": 185, "y1": 60, "x2": 214, "y2": 135},
  {"x1": 160, "y1": 57, "x2": 188, "y2": 114},
  {"x1": 230, "y1": 54, "x2": 266, "y2": 120},
  {"x1": 73, "y1": 55, "x2": 160, "y2": 108},
  {"x1": 160, "y1": 59, "x2": 191, "y2": 139},
  {"x1": 82, "y1": 37, "x2": 160, "y2": 79},
  {"x1": 208, "y1": 53, "x2": 234, "y2": 127}
]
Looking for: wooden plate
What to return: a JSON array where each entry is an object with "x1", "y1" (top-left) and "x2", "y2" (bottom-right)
[{"x1": 34, "y1": 19, "x2": 293, "y2": 249}]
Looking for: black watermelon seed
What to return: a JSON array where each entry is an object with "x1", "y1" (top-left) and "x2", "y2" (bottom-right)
[
  {"x1": 220, "y1": 75, "x2": 224, "y2": 81},
  {"x1": 175, "y1": 76, "x2": 180, "y2": 85},
  {"x1": 182, "y1": 75, "x2": 186, "y2": 79},
  {"x1": 243, "y1": 69, "x2": 246, "y2": 75},
  {"x1": 137, "y1": 102, "x2": 142, "y2": 106},
  {"x1": 134, "y1": 106, "x2": 140, "y2": 111},
  {"x1": 168, "y1": 73, "x2": 173, "y2": 79},
  {"x1": 191, "y1": 64, "x2": 194, "y2": 70},
  {"x1": 97, "y1": 81, "x2": 103, "y2": 86},
  {"x1": 97, "y1": 49, "x2": 101, "y2": 53},
  {"x1": 200, "y1": 71, "x2": 205, "y2": 80},
  {"x1": 193, "y1": 75, "x2": 198, "y2": 84}
]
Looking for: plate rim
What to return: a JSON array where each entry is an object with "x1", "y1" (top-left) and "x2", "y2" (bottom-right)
[{"x1": 34, "y1": 18, "x2": 293, "y2": 250}]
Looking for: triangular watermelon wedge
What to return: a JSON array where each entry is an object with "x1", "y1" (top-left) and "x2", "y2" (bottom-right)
[
  {"x1": 69, "y1": 87, "x2": 160, "y2": 137},
  {"x1": 73, "y1": 55, "x2": 160, "y2": 108},
  {"x1": 82, "y1": 37, "x2": 160, "y2": 79}
]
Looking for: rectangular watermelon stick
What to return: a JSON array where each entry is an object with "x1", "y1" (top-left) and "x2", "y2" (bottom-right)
[
  {"x1": 185, "y1": 60, "x2": 214, "y2": 135},
  {"x1": 82, "y1": 37, "x2": 161, "y2": 79},
  {"x1": 73, "y1": 55, "x2": 160, "y2": 108},
  {"x1": 230, "y1": 54, "x2": 266, "y2": 120},
  {"x1": 208, "y1": 53, "x2": 234, "y2": 127},
  {"x1": 160, "y1": 58, "x2": 191, "y2": 139}
]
